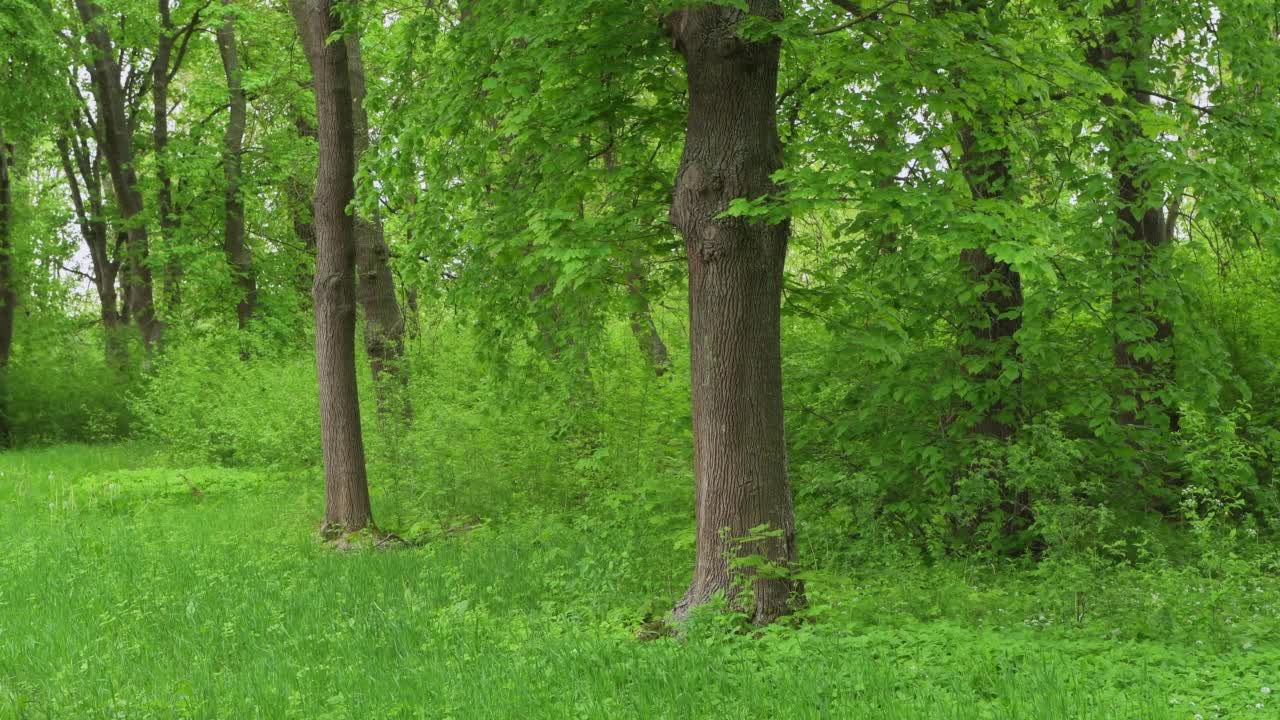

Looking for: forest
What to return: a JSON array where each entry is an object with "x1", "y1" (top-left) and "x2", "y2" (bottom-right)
[{"x1": 1, "y1": 0, "x2": 1279, "y2": 717}]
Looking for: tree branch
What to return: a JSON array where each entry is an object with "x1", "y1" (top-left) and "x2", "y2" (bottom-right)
[
  {"x1": 58, "y1": 262, "x2": 100, "y2": 285},
  {"x1": 166, "y1": 2, "x2": 211, "y2": 84},
  {"x1": 1137, "y1": 88, "x2": 1213, "y2": 115},
  {"x1": 816, "y1": 0, "x2": 896, "y2": 36}
]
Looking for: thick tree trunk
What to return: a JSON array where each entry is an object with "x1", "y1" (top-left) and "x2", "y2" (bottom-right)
[
  {"x1": 665, "y1": 1, "x2": 802, "y2": 625},
  {"x1": 345, "y1": 20, "x2": 407, "y2": 405},
  {"x1": 75, "y1": 0, "x2": 162, "y2": 353},
  {"x1": 1090, "y1": 0, "x2": 1178, "y2": 430},
  {"x1": 291, "y1": 0, "x2": 375, "y2": 535},
  {"x1": 0, "y1": 135, "x2": 15, "y2": 444},
  {"x1": 216, "y1": 2, "x2": 258, "y2": 340}
]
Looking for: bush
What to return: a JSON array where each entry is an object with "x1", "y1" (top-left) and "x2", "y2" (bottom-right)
[
  {"x1": 3, "y1": 315, "x2": 134, "y2": 445},
  {"x1": 71, "y1": 466, "x2": 268, "y2": 511},
  {"x1": 129, "y1": 334, "x2": 320, "y2": 468}
]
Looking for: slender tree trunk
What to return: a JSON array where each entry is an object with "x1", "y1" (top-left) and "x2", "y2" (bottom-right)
[
  {"x1": 345, "y1": 19, "x2": 407, "y2": 408},
  {"x1": 290, "y1": 116, "x2": 319, "y2": 305},
  {"x1": 291, "y1": 190, "x2": 318, "y2": 296},
  {"x1": 604, "y1": 116, "x2": 672, "y2": 378},
  {"x1": 75, "y1": 0, "x2": 162, "y2": 353},
  {"x1": 216, "y1": 1, "x2": 257, "y2": 341},
  {"x1": 955, "y1": 123, "x2": 1023, "y2": 440},
  {"x1": 664, "y1": 1, "x2": 802, "y2": 625},
  {"x1": 941, "y1": 0, "x2": 1024, "y2": 441},
  {"x1": 56, "y1": 129, "x2": 127, "y2": 368},
  {"x1": 0, "y1": 135, "x2": 15, "y2": 368},
  {"x1": 0, "y1": 134, "x2": 16, "y2": 444},
  {"x1": 117, "y1": 231, "x2": 134, "y2": 328},
  {"x1": 401, "y1": 190, "x2": 421, "y2": 341},
  {"x1": 1090, "y1": 0, "x2": 1178, "y2": 430},
  {"x1": 153, "y1": 0, "x2": 182, "y2": 311},
  {"x1": 955, "y1": 116, "x2": 1030, "y2": 537},
  {"x1": 291, "y1": 0, "x2": 374, "y2": 535},
  {"x1": 625, "y1": 261, "x2": 671, "y2": 376}
]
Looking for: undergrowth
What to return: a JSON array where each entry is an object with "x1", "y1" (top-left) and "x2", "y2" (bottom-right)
[{"x1": 1, "y1": 443, "x2": 1278, "y2": 719}]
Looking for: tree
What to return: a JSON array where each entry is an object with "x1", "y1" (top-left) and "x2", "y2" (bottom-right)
[
  {"x1": 216, "y1": 0, "x2": 257, "y2": 340},
  {"x1": 73, "y1": 0, "x2": 162, "y2": 353},
  {"x1": 345, "y1": 14, "x2": 407, "y2": 410},
  {"x1": 942, "y1": 0, "x2": 1024, "y2": 441},
  {"x1": 1088, "y1": 0, "x2": 1180, "y2": 430},
  {"x1": 625, "y1": 260, "x2": 671, "y2": 377},
  {"x1": 152, "y1": 0, "x2": 201, "y2": 311},
  {"x1": 664, "y1": 1, "x2": 802, "y2": 624},
  {"x1": 56, "y1": 123, "x2": 127, "y2": 366},
  {"x1": 290, "y1": 0, "x2": 374, "y2": 535},
  {"x1": 0, "y1": 133, "x2": 15, "y2": 443}
]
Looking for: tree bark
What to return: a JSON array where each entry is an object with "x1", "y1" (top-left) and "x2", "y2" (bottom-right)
[
  {"x1": 290, "y1": 116, "x2": 319, "y2": 304},
  {"x1": 0, "y1": 134, "x2": 15, "y2": 444},
  {"x1": 955, "y1": 124, "x2": 1023, "y2": 440},
  {"x1": 345, "y1": 18, "x2": 407, "y2": 408},
  {"x1": 74, "y1": 0, "x2": 162, "y2": 353},
  {"x1": 291, "y1": 0, "x2": 375, "y2": 535},
  {"x1": 1089, "y1": 0, "x2": 1178, "y2": 430},
  {"x1": 56, "y1": 127, "x2": 127, "y2": 367},
  {"x1": 216, "y1": 1, "x2": 258, "y2": 341},
  {"x1": 939, "y1": 0, "x2": 1024, "y2": 441},
  {"x1": 664, "y1": 1, "x2": 802, "y2": 625},
  {"x1": 153, "y1": 0, "x2": 181, "y2": 311}
]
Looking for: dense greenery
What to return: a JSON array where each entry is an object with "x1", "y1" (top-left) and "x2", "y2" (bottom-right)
[
  {"x1": 1, "y1": 0, "x2": 1279, "y2": 715},
  {"x1": 3, "y1": 442, "x2": 1280, "y2": 718}
]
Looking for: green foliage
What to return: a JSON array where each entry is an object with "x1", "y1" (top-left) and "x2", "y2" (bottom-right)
[
  {"x1": 1, "y1": 7, "x2": 1280, "y2": 716},
  {"x1": 1, "y1": 0, "x2": 1276, "y2": 556},
  {"x1": 129, "y1": 334, "x2": 320, "y2": 468},
  {"x1": 71, "y1": 466, "x2": 267, "y2": 510},
  {"x1": 3, "y1": 317, "x2": 134, "y2": 445}
]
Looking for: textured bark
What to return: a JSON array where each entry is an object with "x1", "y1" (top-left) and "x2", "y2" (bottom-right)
[
  {"x1": 345, "y1": 20, "x2": 407, "y2": 404},
  {"x1": 0, "y1": 135, "x2": 15, "y2": 444},
  {"x1": 56, "y1": 129, "x2": 126, "y2": 367},
  {"x1": 291, "y1": 0, "x2": 374, "y2": 534},
  {"x1": 217, "y1": 2, "x2": 258, "y2": 339},
  {"x1": 153, "y1": 0, "x2": 181, "y2": 310},
  {"x1": 75, "y1": 0, "x2": 162, "y2": 353},
  {"x1": 665, "y1": 1, "x2": 802, "y2": 625},
  {"x1": 1089, "y1": 0, "x2": 1178, "y2": 429}
]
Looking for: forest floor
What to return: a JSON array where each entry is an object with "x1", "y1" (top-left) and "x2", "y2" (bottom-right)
[{"x1": 1, "y1": 444, "x2": 1278, "y2": 719}]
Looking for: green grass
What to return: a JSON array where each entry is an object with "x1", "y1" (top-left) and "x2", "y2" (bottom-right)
[{"x1": 1, "y1": 445, "x2": 1277, "y2": 719}]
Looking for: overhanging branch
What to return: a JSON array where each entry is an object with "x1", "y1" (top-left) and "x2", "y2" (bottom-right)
[{"x1": 816, "y1": 0, "x2": 896, "y2": 36}]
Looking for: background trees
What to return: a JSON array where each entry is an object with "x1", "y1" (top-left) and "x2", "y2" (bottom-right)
[{"x1": 0, "y1": 0, "x2": 1278, "y2": 620}]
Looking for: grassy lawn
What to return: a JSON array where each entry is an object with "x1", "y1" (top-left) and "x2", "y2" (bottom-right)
[{"x1": 1, "y1": 444, "x2": 1276, "y2": 719}]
